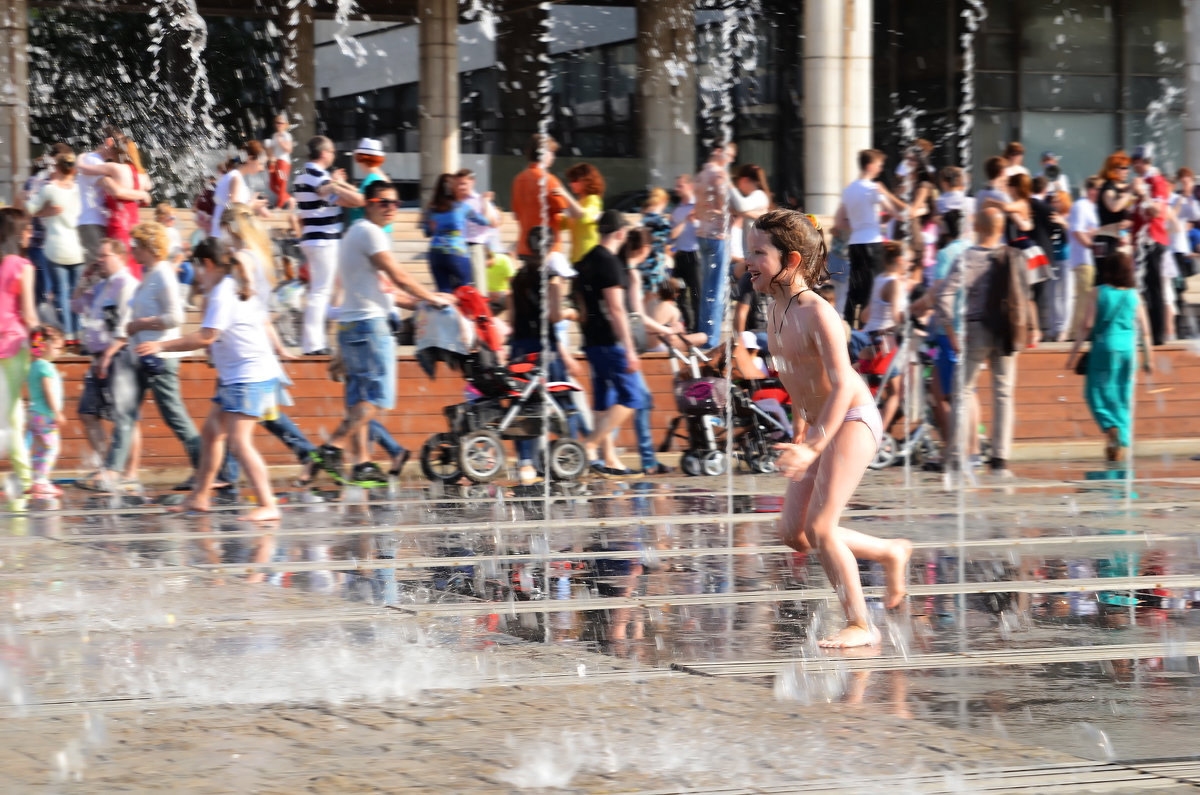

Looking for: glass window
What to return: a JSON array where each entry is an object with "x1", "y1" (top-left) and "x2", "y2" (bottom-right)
[
  {"x1": 1022, "y1": 112, "x2": 1117, "y2": 193},
  {"x1": 1018, "y1": 0, "x2": 1115, "y2": 74},
  {"x1": 1123, "y1": 0, "x2": 1184, "y2": 75},
  {"x1": 977, "y1": 73, "x2": 1015, "y2": 109},
  {"x1": 1124, "y1": 113, "x2": 1184, "y2": 176},
  {"x1": 1021, "y1": 74, "x2": 1118, "y2": 110}
]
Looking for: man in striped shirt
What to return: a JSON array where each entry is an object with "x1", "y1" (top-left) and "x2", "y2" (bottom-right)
[{"x1": 294, "y1": 135, "x2": 363, "y2": 354}]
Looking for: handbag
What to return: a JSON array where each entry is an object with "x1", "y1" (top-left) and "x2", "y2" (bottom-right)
[
  {"x1": 1010, "y1": 235, "x2": 1051, "y2": 285},
  {"x1": 1073, "y1": 350, "x2": 1089, "y2": 376}
]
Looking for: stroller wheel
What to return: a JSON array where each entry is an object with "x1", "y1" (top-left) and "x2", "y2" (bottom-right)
[
  {"x1": 681, "y1": 450, "x2": 703, "y2": 477},
  {"x1": 868, "y1": 434, "x2": 899, "y2": 470},
  {"x1": 458, "y1": 430, "x2": 507, "y2": 483},
  {"x1": 546, "y1": 438, "x2": 588, "y2": 481},
  {"x1": 747, "y1": 451, "x2": 778, "y2": 474},
  {"x1": 420, "y1": 432, "x2": 463, "y2": 482},
  {"x1": 701, "y1": 450, "x2": 728, "y2": 477}
]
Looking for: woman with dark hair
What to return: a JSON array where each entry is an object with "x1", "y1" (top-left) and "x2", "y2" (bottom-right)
[
  {"x1": 27, "y1": 153, "x2": 84, "y2": 345},
  {"x1": 985, "y1": 172, "x2": 1052, "y2": 320},
  {"x1": 0, "y1": 208, "x2": 38, "y2": 495},
  {"x1": 728, "y1": 163, "x2": 772, "y2": 274},
  {"x1": 1094, "y1": 151, "x2": 1135, "y2": 259},
  {"x1": 210, "y1": 140, "x2": 269, "y2": 238},
  {"x1": 1066, "y1": 251, "x2": 1153, "y2": 462},
  {"x1": 422, "y1": 172, "x2": 493, "y2": 292},
  {"x1": 556, "y1": 162, "x2": 606, "y2": 264}
]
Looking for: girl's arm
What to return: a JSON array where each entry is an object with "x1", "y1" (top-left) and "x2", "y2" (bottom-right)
[
  {"x1": 1064, "y1": 289, "x2": 1098, "y2": 370},
  {"x1": 18, "y1": 262, "x2": 37, "y2": 330},
  {"x1": 42, "y1": 374, "x2": 64, "y2": 425},
  {"x1": 1136, "y1": 299, "x2": 1154, "y2": 375},
  {"x1": 547, "y1": 276, "x2": 564, "y2": 326},
  {"x1": 139, "y1": 327, "x2": 217, "y2": 356}
]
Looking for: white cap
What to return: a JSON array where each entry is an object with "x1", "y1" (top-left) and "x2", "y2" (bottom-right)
[
  {"x1": 740, "y1": 330, "x2": 759, "y2": 350},
  {"x1": 546, "y1": 251, "x2": 577, "y2": 279},
  {"x1": 354, "y1": 138, "x2": 384, "y2": 157}
]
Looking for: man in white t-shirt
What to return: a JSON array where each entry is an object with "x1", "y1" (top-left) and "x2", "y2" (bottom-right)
[
  {"x1": 834, "y1": 148, "x2": 905, "y2": 327},
  {"x1": 77, "y1": 143, "x2": 112, "y2": 264},
  {"x1": 309, "y1": 181, "x2": 451, "y2": 488},
  {"x1": 1003, "y1": 141, "x2": 1029, "y2": 178},
  {"x1": 1067, "y1": 176, "x2": 1101, "y2": 338}
]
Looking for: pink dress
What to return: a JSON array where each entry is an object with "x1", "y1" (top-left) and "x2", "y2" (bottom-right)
[
  {"x1": 105, "y1": 163, "x2": 143, "y2": 278},
  {"x1": 0, "y1": 254, "x2": 31, "y2": 358}
]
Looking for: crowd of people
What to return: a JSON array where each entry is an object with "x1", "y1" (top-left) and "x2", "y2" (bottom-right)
[{"x1": 0, "y1": 124, "x2": 1180, "y2": 510}]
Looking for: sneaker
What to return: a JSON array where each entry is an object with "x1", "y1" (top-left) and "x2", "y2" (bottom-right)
[
  {"x1": 518, "y1": 464, "x2": 539, "y2": 485},
  {"x1": 643, "y1": 463, "x2": 674, "y2": 476},
  {"x1": 309, "y1": 444, "x2": 345, "y2": 480},
  {"x1": 173, "y1": 475, "x2": 195, "y2": 491},
  {"x1": 597, "y1": 466, "x2": 642, "y2": 480},
  {"x1": 26, "y1": 481, "x2": 61, "y2": 497},
  {"x1": 349, "y1": 462, "x2": 390, "y2": 488},
  {"x1": 304, "y1": 348, "x2": 332, "y2": 356}
]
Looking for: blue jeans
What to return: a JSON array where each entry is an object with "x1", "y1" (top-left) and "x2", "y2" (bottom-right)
[
  {"x1": 47, "y1": 260, "x2": 82, "y2": 339},
  {"x1": 369, "y1": 419, "x2": 404, "y2": 457},
  {"x1": 221, "y1": 412, "x2": 315, "y2": 485},
  {"x1": 631, "y1": 372, "x2": 658, "y2": 470},
  {"x1": 428, "y1": 249, "x2": 473, "y2": 293},
  {"x1": 337, "y1": 318, "x2": 396, "y2": 410},
  {"x1": 698, "y1": 236, "x2": 730, "y2": 348}
]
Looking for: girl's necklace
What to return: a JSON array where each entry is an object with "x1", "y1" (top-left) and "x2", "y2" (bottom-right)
[{"x1": 774, "y1": 288, "x2": 812, "y2": 336}]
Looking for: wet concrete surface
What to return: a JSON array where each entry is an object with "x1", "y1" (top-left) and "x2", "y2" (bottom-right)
[{"x1": 3, "y1": 458, "x2": 1200, "y2": 791}]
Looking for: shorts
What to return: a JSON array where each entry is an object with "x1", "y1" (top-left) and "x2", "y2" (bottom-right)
[
  {"x1": 213, "y1": 379, "x2": 280, "y2": 419},
  {"x1": 933, "y1": 333, "x2": 958, "y2": 395},
  {"x1": 78, "y1": 362, "x2": 113, "y2": 420},
  {"x1": 849, "y1": 242, "x2": 885, "y2": 276},
  {"x1": 337, "y1": 318, "x2": 396, "y2": 410},
  {"x1": 584, "y1": 345, "x2": 646, "y2": 413}
]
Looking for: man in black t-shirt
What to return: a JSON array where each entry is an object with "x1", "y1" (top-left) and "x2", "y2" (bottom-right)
[
  {"x1": 573, "y1": 210, "x2": 644, "y2": 478},
  {"x1": 733, "y1": 270, "x2": 769, "y2": 354}
]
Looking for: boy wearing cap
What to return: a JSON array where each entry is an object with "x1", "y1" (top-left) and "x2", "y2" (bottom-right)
[{"x1": 573, "y1": 210, "x2": 643, "y2": 478}]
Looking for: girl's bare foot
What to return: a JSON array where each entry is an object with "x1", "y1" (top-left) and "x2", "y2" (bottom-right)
[
  {"x1": 239, "y1": 506, "x2": 282, "y2": 523},
  {"x1": 884, "y1": 538, "x2": 913, "y2": 609},
  {"x1": 166, "y1": 498, "x2": 210, "y2": 514},
  {"x1": 818, "y1": 624, "x2": 881, "y2": 649}
]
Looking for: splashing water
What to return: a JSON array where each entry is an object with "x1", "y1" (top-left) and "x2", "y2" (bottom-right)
[{"x1": 957, "y1": 0, "x2": 988, "y2": 175}]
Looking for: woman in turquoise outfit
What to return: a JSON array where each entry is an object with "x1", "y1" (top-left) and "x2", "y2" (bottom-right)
[{"x1": 1066, "y1": 251, "x2": 1153, "y2": 462}]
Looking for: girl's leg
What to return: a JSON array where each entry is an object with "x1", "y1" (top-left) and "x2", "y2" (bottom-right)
[
  {"x1": 879, "y1": 374, "x2": 902, "y2": 437},
  {"x1": 170, "y1": 405, "x2": 224, "y2": 513},
  {"x1": 228, "y1": 413, "x2": 280, "y2": 522},
  {"x1": 805, "y1": 419, "x2": 899, "y2": 647},
  {"x1": 1, "y1": 350, "x2": 31, "y2": 490}
]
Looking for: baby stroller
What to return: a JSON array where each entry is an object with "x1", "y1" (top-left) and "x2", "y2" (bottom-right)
[
  {"x1": 855, "y1": 322, "x2": 938, "y2": 470},
  {"x1": 418, "y1": 289, "x2": 587, "y2": 484}
]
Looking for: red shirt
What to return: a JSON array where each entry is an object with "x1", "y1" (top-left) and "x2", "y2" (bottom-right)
[{"x1": 1132, "y1": 173, "x2": 1170, "y2": 247}]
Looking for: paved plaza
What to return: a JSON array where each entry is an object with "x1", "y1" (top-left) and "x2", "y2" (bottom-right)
[{"x1": 3, "y1": 458, "x2": 1200, "y2": 792}]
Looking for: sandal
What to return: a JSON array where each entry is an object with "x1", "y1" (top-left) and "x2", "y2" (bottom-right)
[{"x1": 74, "y1": 472, "x2": 116, "y2": 493}]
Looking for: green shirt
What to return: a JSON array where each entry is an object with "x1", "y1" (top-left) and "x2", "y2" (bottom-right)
[
  {"x1": 486, "y1": 252, "x2": 516, "y2": 294},
  {"x1": 346, "y1": 172, "x2": 393, "y2": 234},
  {"x1": 27, "y1": 358, "x2": 61, "y2": 418}
]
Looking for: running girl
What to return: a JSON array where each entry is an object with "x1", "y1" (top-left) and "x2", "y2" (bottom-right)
[
  {"x1": 25, "y1": 326, "x2": 65, "y2": 498},
  {"x1": 746, "y1": 208, "x2": 911, "y2": 648}
]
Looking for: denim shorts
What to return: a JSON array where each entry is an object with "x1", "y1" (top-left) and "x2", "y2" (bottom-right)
[
  {"x1": 337, "y1": 317, "x2": 396, "y2": 410},
  {"x1": 584, "y1": 345, "x2": 645, "y2": 412},
  {"x1": 213, "y1": 379, "x2": 280, "y2": 419},
  {"x1": 78, "y1": 361, "x2": 113, "y2": 420}
]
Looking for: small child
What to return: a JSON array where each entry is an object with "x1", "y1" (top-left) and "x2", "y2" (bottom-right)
[
  {"x1": 640, "y1": 188, "x2": 674, "y2": 293},
  {"x1": 25, "y1": 326, "x2": 65, "y2": 497},
  {"x1": 746, "y1": 209, "x2": 911, "y2": 648}
]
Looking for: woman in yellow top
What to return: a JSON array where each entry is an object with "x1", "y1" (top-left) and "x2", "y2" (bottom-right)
[{"x1": 554, "y1": 163, "x2": 605, "y2": 263}]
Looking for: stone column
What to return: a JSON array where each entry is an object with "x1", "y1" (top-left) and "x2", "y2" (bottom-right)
[
  {"x1": 280, "y1": 1, "x2": 316, "y2": 144},
  {"x1": 419, "y1": 0, "x2": 459, "y2": 200},
  {"x1": 802, "y1": 0, "x2": 844, "y2": 216},
  {"x1": 637, "y1": 0, "x2": 696, "y2": 186},
  {"x1": 0, "y1": 0, "x2": 28, "y2": 205},
  {"x1": 842, "y1": 0, "x2": 872, "y2": 188},
  {"x1": 496, "y1": 1, "x2": 548, "y2": 157},
  {"x1": 1186, "y1": 0, "x2": 1200, "y2": 170}
]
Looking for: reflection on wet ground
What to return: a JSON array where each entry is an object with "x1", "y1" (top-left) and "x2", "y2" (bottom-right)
[{"x1": 4, "y1": 457, "x2": 1200, "y2": 788}]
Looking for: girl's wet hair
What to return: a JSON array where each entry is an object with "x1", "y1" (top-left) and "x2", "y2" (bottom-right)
[{"x1": 751, "y1": 208, "x2": 828, "y2": 289}]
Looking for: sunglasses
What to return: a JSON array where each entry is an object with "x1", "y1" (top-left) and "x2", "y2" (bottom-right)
[{"x1": 369, "y1": 198, "x2": 399, "y2": 207}]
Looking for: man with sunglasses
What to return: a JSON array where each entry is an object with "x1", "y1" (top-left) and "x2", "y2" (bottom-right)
[{"x1": 309, "y1": 181, "x2": 452, "y2": 488}]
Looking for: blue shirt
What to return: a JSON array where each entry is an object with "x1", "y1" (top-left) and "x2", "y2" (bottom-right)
[
  {"x1": 424, "y1": 202, "x2": 489, "y2": 257},
  {"x1": 669, "y1": 202, "x2": 697, "y2": 252}
]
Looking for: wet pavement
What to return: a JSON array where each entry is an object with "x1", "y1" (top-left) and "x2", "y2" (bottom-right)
[{"x1": 3, "y1": 457, "x2": 1200, "y2": 791}]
